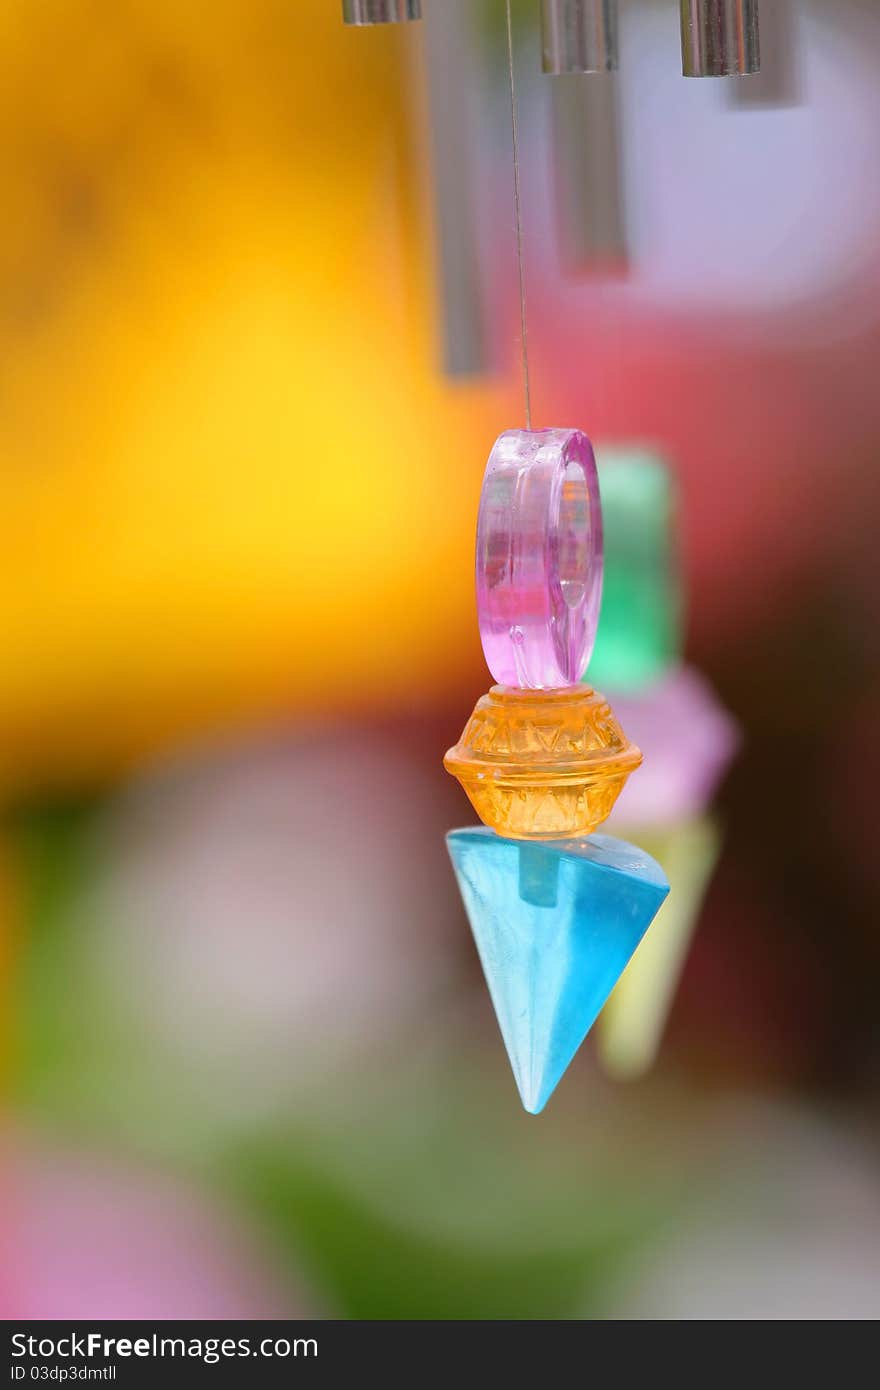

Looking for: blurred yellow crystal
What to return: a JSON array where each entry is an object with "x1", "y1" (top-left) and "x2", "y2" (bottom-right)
[
  {"x1": 444, "y1": 686, "x2": 642, "y2": 841},
  {"x1": 597, "y1": 816, "x2": 722, "y2": 1079}
]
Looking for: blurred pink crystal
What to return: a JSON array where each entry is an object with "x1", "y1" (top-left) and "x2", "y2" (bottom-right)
[{"x1": 607, "y1": 666, "x2": 741, "y2": 829}]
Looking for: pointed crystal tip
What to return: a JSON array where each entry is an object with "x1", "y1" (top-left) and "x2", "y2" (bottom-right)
[{"x1": 448, "y1": 828, "x2": 669, "y2": 1114}]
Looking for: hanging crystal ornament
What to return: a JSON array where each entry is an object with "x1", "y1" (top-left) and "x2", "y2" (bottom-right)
[
  {"x1": 597, "y1": 670, "x2": 740, "y2": 1079},
  {"x1": 583, "y1": 448, "x2": 740, "y2": 1079},
  {"x1": 442, "y1": 3, "x2": 669, "y2": 1115},
  {"x1": 444, "y1": 427, "x2": 668, "y2": 1111},
  {"x1": 597, "y1": 817, "x2": 722, "y2": 1080}
]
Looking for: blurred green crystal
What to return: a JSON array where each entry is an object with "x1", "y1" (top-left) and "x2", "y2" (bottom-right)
[{"x1": 587, "y1": 449, "x2": 682, "y2": 693}]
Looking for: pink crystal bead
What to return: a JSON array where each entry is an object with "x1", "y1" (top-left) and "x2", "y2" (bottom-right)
[{"x1": 476, "y1": 429, "x2": 603, "y2": 689}]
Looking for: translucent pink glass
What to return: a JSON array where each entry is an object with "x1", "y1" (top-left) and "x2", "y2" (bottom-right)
[{"x1": 476, "y1": 428, "x2": 603, "y2": 689}]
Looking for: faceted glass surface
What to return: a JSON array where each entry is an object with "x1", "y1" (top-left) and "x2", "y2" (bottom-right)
[
  {"x1": 587, "y1": 449, "x2": 681, "y2": 693},
  {"x1": 447, "y1": 828, "x2": 669, "y2": 1114},
  {"x1": 444, "y1": 684, "x2": 641, "y2": 840},
  {"x1": 476, "y1": 429, "x2": 603, "y2": 689}
]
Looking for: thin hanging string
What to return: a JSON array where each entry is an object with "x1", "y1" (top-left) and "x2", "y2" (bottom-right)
[{"x1": 505, "y1": 0, "x2": 533, "y2": 430}]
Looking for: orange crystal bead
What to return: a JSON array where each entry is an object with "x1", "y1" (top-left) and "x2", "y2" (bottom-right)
[{"x1": 444, "y1": 685, "x2": 642, "y2": 841}]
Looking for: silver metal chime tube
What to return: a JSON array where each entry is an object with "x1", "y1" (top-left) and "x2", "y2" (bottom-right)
[
  {"x1": 541, "y1": 0, "x2": 619, "y2": 75},
  {"x1": 423, "y1": 0, "x2": 490, "y2": 376},
  {"x1": 342, "y1": 0, "x2": 421, "y2": 26},
  {"x1": 680, "y1": 0, "x2": 760, "y2": 77},
  {"x1": 729, "y1": 0, "x2": 798, "y2": 107},
  {"x1": 552, "y1": 76, "x2": 627, "y2": 269}
]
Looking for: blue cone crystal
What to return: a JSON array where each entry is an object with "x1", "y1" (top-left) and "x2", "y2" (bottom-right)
[{"x1": 447, "y1": 828, "x2": 669, "y2": 1114}]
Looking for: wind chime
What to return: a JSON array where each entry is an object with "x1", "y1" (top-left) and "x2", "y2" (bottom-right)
[
  {"x1": 343, "y1": 0, "x2": 763, "y2": 1113},
  {"x1": 343, "y1": 1, "x2": 762, "y2": 77}
]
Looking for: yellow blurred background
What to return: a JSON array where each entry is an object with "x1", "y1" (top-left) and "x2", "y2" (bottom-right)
[{"x1": 0, "y1": 0, "x2": 505, "y2": 796}]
